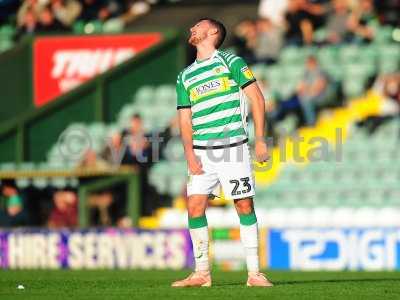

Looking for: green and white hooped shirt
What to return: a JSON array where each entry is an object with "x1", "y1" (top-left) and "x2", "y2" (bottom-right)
[{"x1": 176, "y1": 50, "x2": 256, "y2": 149}]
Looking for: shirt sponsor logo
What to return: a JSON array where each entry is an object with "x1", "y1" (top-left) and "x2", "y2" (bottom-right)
[{"x1": 190, "y1": 77, "x2": 230, "y2": 102}]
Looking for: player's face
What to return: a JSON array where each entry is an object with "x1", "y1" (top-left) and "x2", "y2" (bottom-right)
[{"x1": 188, "y1": 20, "x2": 210, "y2": 46}]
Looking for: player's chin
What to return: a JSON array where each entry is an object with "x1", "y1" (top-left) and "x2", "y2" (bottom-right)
[{"x1": 188, "y1": 37, "x2": 200, "y2": 46}]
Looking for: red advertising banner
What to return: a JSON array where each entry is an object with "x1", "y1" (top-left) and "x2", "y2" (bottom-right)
[{"x1": 33, "y1": 33, "x2": 162, "y2": 107}]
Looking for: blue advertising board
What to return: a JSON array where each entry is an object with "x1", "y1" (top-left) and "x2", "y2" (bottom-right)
[{"x1": 268, "y1": 228, "x2": 400, "y2": 270}]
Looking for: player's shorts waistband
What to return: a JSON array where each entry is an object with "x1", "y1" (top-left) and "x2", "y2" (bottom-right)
[{"x1": 193, "y1": 138, "x2": 248, "y2": 150}]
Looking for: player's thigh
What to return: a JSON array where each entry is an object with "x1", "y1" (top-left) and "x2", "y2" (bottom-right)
[
  {"x1": 217, "y1": 144, "x2": 255, "y2": 200},
  {"x1": 186, "y1": 150, "x2": 219, "y2": 216}
]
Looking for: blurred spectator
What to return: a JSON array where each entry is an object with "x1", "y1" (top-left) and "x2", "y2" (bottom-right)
[
  {"x1": 79, "y1": 0, "x2": 126, "y2": 22},
  {"x1": 100, "y1": 0, "x2": 127, "y2": 20},
  {"x1": 232, "y1": 19, "x2": 258, "y2": 64},
  {"x1": 124, "y1": 1, "x2": 151, "y2": 22},
  {"x1": 302, "y1": 0, "x2": 330, "y2": 29},
  {"x1": 348, "y1": 0, "x2": 377, "y2": 42},
  {"x1": 121, "y1": 114, "x2": 155, "y2": 216},
  {"x1": 284, "y1": 0, "x2": 314, "y2": 45},
  {"x1": 37, "y1": 5, "x2": 69, "y2": 32},
  {"x1": 88, "y1": 189, "x2": 113, "y2": 226},
  {"x1": 268, "y1": 56, "x2": 331, "y2": 129},
  {"x1": 122, "y1": 113, "x2": 152, "y2": 168},
  {"x1": 79, "y1": 148, "x2": 111, "y2": 170},
  {"x1": 48, "y1": 189, "x2": 77, "y2": 228},
  {"x1": 254, "y1": 18, "x2": 283, "y2": 64},
  {"x1": 101, "y1": 129, "x2": 124, "y2": 166},
  {"x1": 17, "y1": 0, "x2": 45, "y2": 27},
  {"x1": 297, "y1": 55, "x2": 331, "y2": 125},
  {"x1": 258, "y1": 0, "x2": 289, "y2": 27},
  {"x1": 0, "y1": 179, "x2": 28, "y2": 227},
  {"x1": 360, "y1": 73, "x2": 400, "y2": 134},
  {"x1": 325, "y1": 0, "x2": 352, "y2": 44},
  {"x1": 15, "y1": 8, "x2": 37, "y2": 40},
  {"x1": 79, "y1": 0, "x2": 103, "y2": 21},
  {"x1": 51, "y1": 0, "x2": 82, "y2": 27}
]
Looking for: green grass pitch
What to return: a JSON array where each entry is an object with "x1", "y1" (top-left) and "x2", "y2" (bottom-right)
[{"x1": 1, "y1": 270, "x2": 399, "y2": 300}]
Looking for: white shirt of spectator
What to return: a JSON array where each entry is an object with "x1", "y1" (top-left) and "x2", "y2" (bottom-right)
[{"x1": 258, "y1": 0, "x2": 288, "y2": 27}]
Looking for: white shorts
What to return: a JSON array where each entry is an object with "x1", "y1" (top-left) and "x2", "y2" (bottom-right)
[{"x1": 187, "y1": 142, "x2": 255, "y2": 200}]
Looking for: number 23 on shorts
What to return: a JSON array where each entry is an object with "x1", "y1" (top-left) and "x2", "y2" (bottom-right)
[{"x1": 229, "y1": 177, "x2": 251, "y2": 196}]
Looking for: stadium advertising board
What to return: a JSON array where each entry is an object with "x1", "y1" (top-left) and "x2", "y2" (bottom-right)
[
  {"x1": 33, "y1": 33, "x2": 162, "y2": 107},
  {"x1": 211, "y1": 228, "x2": 268, "y2": 270},
  {"x1": 268, "y1": 228, "x2": 400, "y2": 270},
  {"x1": 0, "y1": 229, "x2": 193, "y2": 269}
]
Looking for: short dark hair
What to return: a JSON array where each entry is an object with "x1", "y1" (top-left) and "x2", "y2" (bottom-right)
[
  {"x1": 130, "y1": 113, "x2": 142, "y2": 120},
  {"x1": 1, "y1": 179, "x2": 17, "y2": 189},
  {"x1": 198, "y1": 18, "x2": 226, "y2": 49}
]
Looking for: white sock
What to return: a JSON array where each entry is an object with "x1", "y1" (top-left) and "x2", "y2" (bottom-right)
[
  {"x1": 240, "y1": 222, "x2": 259, "y2": 273},
  {"x1": 189, "y1": 226, "x2": 210, "y2": 272}
]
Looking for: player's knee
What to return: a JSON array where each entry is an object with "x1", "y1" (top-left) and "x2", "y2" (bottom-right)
[
  {"x1": 187, "y1": 205, "x2": 205, "y2": 218},
  {"x1": 234, "y1": 198, "x2": 254, "y2": 215}
]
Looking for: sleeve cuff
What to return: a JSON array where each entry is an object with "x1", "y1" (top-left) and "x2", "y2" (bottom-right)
[
  {"x1": 177, "y1": 105, "x2": 191, "y2": 110},
  {"x1": 241, "y1": 79, "x2": 256, "y2": 89}
]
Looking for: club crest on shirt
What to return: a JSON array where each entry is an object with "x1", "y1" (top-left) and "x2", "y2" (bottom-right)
[{"x1": 213, "y1": 66, "x2": 228, "y2": 75}]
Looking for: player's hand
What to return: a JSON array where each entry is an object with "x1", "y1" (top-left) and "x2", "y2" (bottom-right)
[
  {"x1": 255, "y1": 140, "x2": 269, "y2": 163},
  {"x1": 187, "y1": 153, "x2": 204, "y2": 175}
]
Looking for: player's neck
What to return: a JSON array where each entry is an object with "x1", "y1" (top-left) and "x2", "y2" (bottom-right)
[{"x1": 196, "y1": 44, "x2": 216, "y2": 62}]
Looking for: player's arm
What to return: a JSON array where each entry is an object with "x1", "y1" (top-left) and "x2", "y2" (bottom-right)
[
  {"x1": 243, "y1": 82, "x2": 269, "y2": 163},
  {"x1": 230, "y1": 56, "x2": 269, "y2": 162},
  {"x1": 178, "y1": 108, "x2": 203, "y2": 175},
  {"x1": 176, "y1": 73, "x2": 203, "y2": 175}
]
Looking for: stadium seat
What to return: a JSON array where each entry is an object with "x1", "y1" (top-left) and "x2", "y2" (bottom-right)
[
  {"x1": 50, "y1": 177, "x2": 68, "y2": 189},
  {"x1": 378, "y1": 44, "x2": 400, "y2": 73},
  {"x1": 134, "y1": 86, "x2": 155, "y2": 106},
  {"x1": 250, "y1": 64, "x2": 266, "y2": 80},
  {"x1": 163, "y1": 138, "x2": 185, "y2": 162},
  {"x1": 72, "y1": 21, "x2": 85, "y2": 34},
  {"x1": 280, "y1": 46, "x2": 304, "y2": 65},
  {"x1": 374, "y1": 26, "x2": 394, "y2": 44},
  {"x1": 0, "y1": 37, "x2": 13, "y2": 52},
  {"x1": 83, "y1": 21, "x2": 103, "y2": 34},
  {"x1": 0, "y1": 162, "x2": 17, "y2": 171},
  {"x1": 103, "y1": 18, "x2": 124, "y2": 33},
  {"x1": 117, "y1": 104, "x2": 136, "y2": 128},
  {"x1": 317, "y1": 46, "x2": 338, "y2": 67},
  {"x1": 256, "y1": 118, "x2": 400, "y2": 209},
  {"x1": 339, "y1": 45, "x2": 361, "y2": 63}
]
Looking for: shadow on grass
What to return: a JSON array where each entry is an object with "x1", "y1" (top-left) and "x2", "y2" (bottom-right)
[
  {"x1": 274, "y1": 278, "x2": 400, "y2": 286},
  {"x1": 213, "y1": 278, "x2": 400, "y2": 287}
]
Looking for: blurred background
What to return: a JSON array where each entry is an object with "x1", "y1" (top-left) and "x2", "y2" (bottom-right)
[{"x1": 0, "y1": 0, "x2": 399, "y2": 271}]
